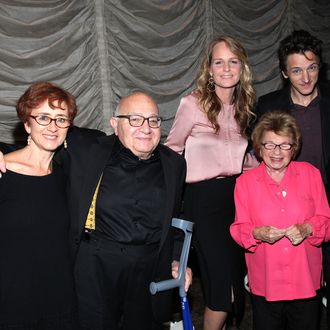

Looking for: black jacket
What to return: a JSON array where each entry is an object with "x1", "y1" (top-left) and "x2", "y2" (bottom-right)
[{"x1": 57, "y1": 126, "x2": 187, "y2": 321}]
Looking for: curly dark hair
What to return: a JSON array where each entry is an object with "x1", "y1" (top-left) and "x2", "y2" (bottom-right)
[{"x1": 278, "y1": 30, "x2": 323, "y2": 73}]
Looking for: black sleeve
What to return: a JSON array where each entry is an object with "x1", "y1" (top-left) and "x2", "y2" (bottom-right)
[
  {"x1": 54, "y1": 125, "x2": 106, "y2": 166},
  {"x1": 0, "y1": 142, "x2": 23, "y2": 154},
  {"x1": 254, "y1": 97, "x2": 267, "y2": 121},
  {"x1": 172, "y1": 156, "x2": 187, "y2": 261}
]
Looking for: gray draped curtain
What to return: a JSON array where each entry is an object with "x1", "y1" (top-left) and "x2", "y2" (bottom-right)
[{"x1": 0, "y1": 0, "x2": 329, "y2": 143}]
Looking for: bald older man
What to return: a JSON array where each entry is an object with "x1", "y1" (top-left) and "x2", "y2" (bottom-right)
[{"x1": 59, "y1": 92, "x2": 188, "y2": 330}]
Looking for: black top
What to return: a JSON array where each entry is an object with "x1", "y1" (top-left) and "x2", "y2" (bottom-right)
[
  {"x1": 96, "y1": 139, "x2": 166, "y2": 244},
  {"x1": 0, "y1": 165, "x2": 76, "y2": 326}
]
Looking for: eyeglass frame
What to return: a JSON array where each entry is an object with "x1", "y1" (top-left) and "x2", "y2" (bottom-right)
[
  {"x1": 115, "y1": 114, "x2": 162, "y2": 128},
  {"x1": 261, "y1": 142, "x2": 294, "y2": 151},
  {"x1": 30, "y1": 115, "x2": 72, "y2": 128}
]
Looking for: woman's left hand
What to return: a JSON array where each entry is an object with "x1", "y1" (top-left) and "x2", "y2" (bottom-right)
[{"x1": 285, "y1": 224, "x2": 312, "y2": 245}]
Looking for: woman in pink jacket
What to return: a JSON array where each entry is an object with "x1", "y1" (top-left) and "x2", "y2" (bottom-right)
[
  {"x1": 166, "y1": 36, "x2": 256, "y2": 330},
  {"x1": 230, "y1": 111, "x2": 330, "y2": 330}
]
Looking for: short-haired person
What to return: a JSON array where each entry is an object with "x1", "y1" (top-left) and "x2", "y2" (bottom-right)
[
  {"x1": 254, "y1": 29, "x2": 330, "y2": 323},
  {"x1": 230, "y1": 111, "x2": 330, "y2": 330},
  {"x1": 166, "y1": 36, "x2": 257, "y2": 330},
  {"x1": 255, "y1": 30, "x2": 330, "y2": 187},
  {"x1": 0, "y1": 82, "x2": 78, "y2": 328},
  {"x1": 67, "y1": 92, "x2": 190, "y2": 330}
]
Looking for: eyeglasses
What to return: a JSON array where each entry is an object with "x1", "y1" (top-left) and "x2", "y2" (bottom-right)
[
  {"x1": 115, "y1": 114, "x2": 162, "y2": 128},
  {"x1": 30, "y1": 115, "x2": 72, "y2": 128},
  {"x1": 289, "y1": 63, "x2": 320, "y2": 76},
  {"x1": 262, "y1": 143, "x2": 294, "y2": 150}
]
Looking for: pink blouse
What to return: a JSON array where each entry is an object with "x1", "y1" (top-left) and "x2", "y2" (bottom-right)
[
  {"x1": 230, "y1": 161, "x2": 330, "y2": 301},
  {"x1": 165, "y1": 92, "x2": 249, "y2": 183}
]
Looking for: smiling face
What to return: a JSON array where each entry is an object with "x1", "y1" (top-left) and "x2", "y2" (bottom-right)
[
  {"x1": 110, "y1": 92, "x2": 161, "y2": 160},
  {"x1": 209, "y1": 41, "x2": 242, "y2": 91},
  {"x1": 260, "y1": 131, "x2": 294, "y2": 175},
  {"x1": 282, "y1": 51, "x2": 319, "y2": 99},
  {"x1": 24, "y1": 99, "x2": 70, "y2": 152}
]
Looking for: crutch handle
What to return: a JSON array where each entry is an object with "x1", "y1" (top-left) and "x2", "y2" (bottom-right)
[
  {"x1": 150, "y1": 218, "x2": 193, "y2": 298},
  {"x1": 149, "y1": 278, "x2": 180, "y2": 295}
]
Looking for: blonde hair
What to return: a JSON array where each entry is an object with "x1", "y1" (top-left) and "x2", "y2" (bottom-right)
[{"x1": 196, "y1": 36, "x2": 256, "y2": 135}]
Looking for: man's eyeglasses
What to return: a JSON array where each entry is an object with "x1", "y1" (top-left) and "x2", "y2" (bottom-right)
[
  {"x1": 116, "y1": 114, "x2": 162, "y2": 128},
  {"x1": 30, "y1": 115, "x2": 72, "y2": 128},
  {"x1": 289, "y1": 63, "x2": 320, "y2": 76},
  {"x1": 262, "y1": 143, "x2": 294, "y2": 150}
]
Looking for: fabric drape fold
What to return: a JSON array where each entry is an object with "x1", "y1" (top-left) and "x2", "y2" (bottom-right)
[{"x1": 0, "y1": 0, "x2": 329, "y2": 142}]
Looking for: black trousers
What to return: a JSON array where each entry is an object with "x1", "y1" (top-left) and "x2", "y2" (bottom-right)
[
  {"x1": 183, "y1": 177, "x2": 245, "y2": 321},
  {"x1": 75, "y1": 235, "x2": 161, "y2": 330},
  {"x1": 251, "y1": 293, "x2": 321, "y2": 330}
]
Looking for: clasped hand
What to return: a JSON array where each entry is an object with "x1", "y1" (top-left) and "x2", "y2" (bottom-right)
[
  {"x1": 253, "y1": 223, "x2": 312, "y2": 245},
  {"x1": 171, "y1": 260, "x2": 193, "y2": 292}
]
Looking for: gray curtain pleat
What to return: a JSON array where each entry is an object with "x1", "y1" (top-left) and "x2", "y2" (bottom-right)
[{"x1": 0, "y1": 0, "x2": 329, "y2": 142}]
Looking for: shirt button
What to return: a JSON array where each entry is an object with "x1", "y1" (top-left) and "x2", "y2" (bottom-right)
[{"x1": 281, "y1": 209, "x2": 285, "y2": 212}]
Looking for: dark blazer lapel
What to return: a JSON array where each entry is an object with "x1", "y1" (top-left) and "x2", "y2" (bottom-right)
[
  {"x1": 319, "y1": 83, "x2": 330, "y2": 167},
  {"x1": 280, "y1": 85, "x2": 292, "y2": 110},
  {"x1": 78, "y1": 135, "x2": 116, "y2": 232},
  {"x1": 158, "y1": 148, "x2": 176, "y2": 249}
]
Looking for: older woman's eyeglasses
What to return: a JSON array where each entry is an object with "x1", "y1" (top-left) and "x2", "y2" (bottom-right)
[
  {"x1": 116, "y1": 114, "x2": 162, "y2": 128},
  {"x1": 262, "y1": 143, "x2": 293, "y2": 150},
  {"x1": 30, "y1": 115, "x2": 71, "y2": 128}
]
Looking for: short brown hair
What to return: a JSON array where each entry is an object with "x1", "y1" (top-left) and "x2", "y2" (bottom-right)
[
  {"x1": 16, "y1": 81, "x2": 77, "y2": 122},
  {"x1": 252, "y1": 111, "x2": 301, "y2": 159}
]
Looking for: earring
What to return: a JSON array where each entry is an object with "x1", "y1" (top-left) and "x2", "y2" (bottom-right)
[
  {"x1": 27, "y1": 135, "x2": 31, "y2": 145},
  {"x1": 64, "y1": 139, "x2": 68, "y2": 149},
  {"x1": 207, "y1": 75, "x2": 215, "y2": 92}
]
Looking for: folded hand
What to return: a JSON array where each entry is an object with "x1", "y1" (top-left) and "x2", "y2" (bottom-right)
[{"x1": 253, "y1": 226, "x2": 286, "y2": 244}]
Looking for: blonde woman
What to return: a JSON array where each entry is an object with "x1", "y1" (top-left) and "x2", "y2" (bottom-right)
[{"x1": 166, "y1": 36, "x2": 256, "y2": 330}]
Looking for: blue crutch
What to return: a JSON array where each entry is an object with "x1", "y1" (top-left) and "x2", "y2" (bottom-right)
[{"x1": 150, "y1": 218, "x2": 194, "y2": 330}]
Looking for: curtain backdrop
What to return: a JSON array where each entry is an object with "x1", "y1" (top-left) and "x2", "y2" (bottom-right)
[{"x1": 0, "y1": 0, "x2": 329, "y2": 143}]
